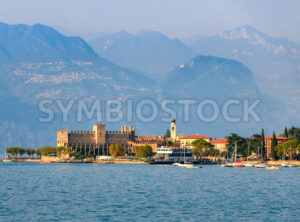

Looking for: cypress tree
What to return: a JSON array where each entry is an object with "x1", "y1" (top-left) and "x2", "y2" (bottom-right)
[
  {"x1": 261, "y1": 128, "x2": 266, "y2": 160},
  {"x1": 284, "y1": 127, "x2": 288, "y2": 138},
  {"x1": 270, "y1": 131, "x2": 278, "y2": 160}
]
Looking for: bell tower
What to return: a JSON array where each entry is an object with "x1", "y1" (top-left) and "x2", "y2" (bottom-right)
[{"x1": 170, "y1": 118, "x2": 176, "y2": 140}]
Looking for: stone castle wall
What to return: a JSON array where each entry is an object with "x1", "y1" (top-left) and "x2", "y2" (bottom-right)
[{"x1": 57, "y1": 123, "x2": 135, "y2": 148}]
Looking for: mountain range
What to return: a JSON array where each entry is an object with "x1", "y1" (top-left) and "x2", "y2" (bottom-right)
[
  {"x1": 89, "y1": 30, "x2": 196, "y2": 79},
  {"x1": 183, "y1": 26, "x2": 300, "y2": 114},
  {"x1": 0, "y1": 22, "x2": 299, "y2": 150}
]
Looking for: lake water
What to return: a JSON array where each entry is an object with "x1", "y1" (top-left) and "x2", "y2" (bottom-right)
[{"x1": 0, "y1": 163, "x2": 300, "y2": 221}]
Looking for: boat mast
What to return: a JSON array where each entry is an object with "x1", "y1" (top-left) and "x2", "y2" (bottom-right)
[{"x1": 235, "y1": 141, "x2": 237, "y2": 161}]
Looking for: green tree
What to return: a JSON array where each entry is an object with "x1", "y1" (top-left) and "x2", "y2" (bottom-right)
[
  {"x1": 57, "y1": 146, "x2": 70, "y2": 156},
  {"x1": 261, "y1": 128, "x2": 266, "y2": 160},
  {"x1": 38, "y1": 146, "x2": 57, "y2": 156},
  {"x1": 191, "y1": 139, "x2": 214, "y2": 159},
  {"x1": 284, "y1": 127, "x2": 288, "y2": 138},
  {"x1": 135, "y1": 145, "x2": 153, "y2": 159},
  {"x1": 275, "y1": 144, "x2": 286, "y2": 160},
  {"x1": 164, "y1": 129, "x2": 171, "y2": 138},
  {"x1": 270, "y1": 132, "x2": 278, "y2": 160},
  {"x1": 226, "y1": 134, "x2": 248, "y2": 157},
  {"x1": 25, "y1": 149, "x2": 35, "y2": 158},
  {"x1": 19, "y1": 148, "x2": 25, "y2": 158},
  {"x1": 284, "y1": 139, "x2": 299, "y2": 160},
  {"x1": 109, "y1": 144, "x2": 125, "y2": 158}
]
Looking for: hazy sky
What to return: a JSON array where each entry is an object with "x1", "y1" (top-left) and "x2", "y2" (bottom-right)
[{"x1": 0, "y1": 0, "x2": 300, "y2": 42}]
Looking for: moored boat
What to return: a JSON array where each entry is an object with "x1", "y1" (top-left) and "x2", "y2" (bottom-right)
[
  {"x1": 234, "y1": 161, "x2": 245, "y2": 167},
  {"x1": 40, "y1": 161, "x2": 51, "y2": 164},
  {"x1": 255, "y1": 164, "x2": 267, "y2": 168},
  {"x1": 266, "y1": 166, "x2": 280, "y2": 170}
]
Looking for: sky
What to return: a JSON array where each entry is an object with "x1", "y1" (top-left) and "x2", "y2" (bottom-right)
[{"x1": 0, "y1": 0, "x2": 300, "y2": 42}]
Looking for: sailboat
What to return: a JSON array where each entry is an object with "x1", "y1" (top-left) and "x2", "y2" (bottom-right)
[
  {"x1": 2, "y1": 149, "x2": 12, "y2": 163},
  {"x1": 254, "y1": 145, "x2": 266, "y2": 168},
  {"x1": 233, "y1": 142, "x2": 245, "y2": 167},
  {"x1": 172, "y1": 147, "x2": 200, "y2": 168}
]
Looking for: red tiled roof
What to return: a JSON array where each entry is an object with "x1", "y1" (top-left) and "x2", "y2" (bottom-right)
[
  {"x1": 210, "y1": 138, "x2": 227, "y2": 144},
  {"x1": 181, "y1": 135, "x2": 211, "y2": 140},
  {"x1": 264, "y1": 136, "x2": 288, "y2": 140}
]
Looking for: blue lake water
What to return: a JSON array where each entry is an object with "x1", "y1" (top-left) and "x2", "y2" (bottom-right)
[{"x1": 0, "y1": 163, "x2": 300, "y2": 221}]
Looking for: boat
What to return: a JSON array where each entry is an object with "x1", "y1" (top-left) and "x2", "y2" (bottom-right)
[
  {"x1": 154, "y1": 146, "x2": 195, "y2": 164},
  {"x1": 255, "y1": 163, "x2": 266, "y2": 168},
  {"x1": 221, "y1": 163, "x2": 234, "y2": 167},
  {"x1": 234, "y1": 161, "x2": 245, "y2": 167},
  {"x1": 40, "y1": 161, "x2": 51, "y2": 164},
  {"x1": 266, "y1": 166, "x2": 280, "y2": 170},
  {"x1": 255, "y1": 164, "x2": 267, "y2": 168},
  {"x1": 287, "y1": 163, "x2": 297, "y2": 167},
  {"x1": 171, "y1": 147, "x2": 200, "y2": 168},
  {"x1": 281, "y1": 163, "x2": 289, "y2": 168},
  {"x1": 244, "y1": 163, "x2": 254, "y2": 167},
  {"x1": 2, "y1": 149, "x2": 12, "y2": 162}
]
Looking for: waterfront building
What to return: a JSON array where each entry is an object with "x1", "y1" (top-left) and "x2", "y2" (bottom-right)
[
  {"x1": 128, "y1": 136, "x2": 164, "y2": 153},
  {"x1": 264, "y1": 136, "x2": 289, "y2": 158},
  {"x1": 57, "y1": 123, "x2": 135, "y2": 154},
  {"x1": 210, "y1": 138, "x2": 227, "y2": 154},
  {"x1": 179, "y1": 135, "x2": 212, "y2": 148}
]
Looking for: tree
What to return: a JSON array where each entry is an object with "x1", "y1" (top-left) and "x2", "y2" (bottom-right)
[
  {"x1": 261, "y1": 128, "x2": 266, "y2": 160},
  {"x1": 226, "y1": 134, "x2": 248, "y2": 157},
  {"x1": 164, "y1": 129, "x2": 170, "y2": 138},
  {"x1": 270, "y1": 132, "x2": 278, "y2": 160},
  {"x1": 109, "y1": 144, "x2": 125, "y2": 158},
  {"x1": 26, "y1": 149, "x2": 35, "y2": 158},
  {"x1": 191, "y1": 139, "x2": 214, "y2": 159},
  {"x1": 37, "y1": 146, "x2": 57, "y2": 156},
  {"x1": 19, "y1": 148, "x2": 25, "y2": 158},
  {"x1": 284, "y1": 139, "x2": 299, "y2": 160},
  {"x1": 135, "y1": 145, "x2": 153, "y2": 159},
  {"x1": 57, "y1": 146, "x2": 70, "y2": 156},
  {"x1": 275, "y1": 144, "x2": 286, "y2": 160},
  {"x1": 284, "y1": 127, "x2": 288, "y2": 138}
]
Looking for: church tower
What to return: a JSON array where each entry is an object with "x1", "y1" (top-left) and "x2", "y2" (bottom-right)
[{"x1": 170, "y1": 118, "x2": 176, "y2": 140}]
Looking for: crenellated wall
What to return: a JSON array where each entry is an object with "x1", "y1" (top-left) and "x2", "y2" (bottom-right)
[{"x1": 57, "y1": 123, "x2": 136, "y2": 148}]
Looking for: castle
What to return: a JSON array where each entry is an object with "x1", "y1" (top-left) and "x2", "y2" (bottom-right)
[{"x1": 57, "y1": 123, "x2": 135, "y2": 154}]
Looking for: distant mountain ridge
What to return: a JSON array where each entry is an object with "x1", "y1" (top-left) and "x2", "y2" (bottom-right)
[
  {"x1": 89, "y1": 30, "x2": 196, "y2": 79},
  {"x1": 184, "y1": 25, "x2": 300, "y2": 115}
]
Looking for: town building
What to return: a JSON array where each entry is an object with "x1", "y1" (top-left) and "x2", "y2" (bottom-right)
[
  {"x1": 128, "y1": 136, "x2": 164, "y2": 153},
  {"x1": 210, "y1": 138, "x2": 227, "y2": 154},
  {"x1": 179, "y1": 135, "x2": 212, "y2": 148},
  {"x1": 265, "y1": 136, "x2": 289, "y2": 158}
]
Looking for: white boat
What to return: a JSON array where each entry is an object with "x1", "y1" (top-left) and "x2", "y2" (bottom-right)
[
  {"x1": 244, "y1": 163, "x2": 254, "y2": 167},
  {"x1": 287, "y1": 163, "x2": 297, "y2": 167},
  {"x1": 170, "y1": 147, "x2": 200, "y2": 168},
  {"x1": 2, "y1": 149, "x2": 12, "y2": 162},
  {"x1": 266, "y1": 166, "x2": 280, "y2": 170},
  {"x1": 172, "y1": 163, "x2": 200, "y2": 168},
  {"x1": 255, "y1": 164, "x2": 267, "y2": 168},
  {"x1": 221, "y1": 162, "x2": 234, "y2": 167}
]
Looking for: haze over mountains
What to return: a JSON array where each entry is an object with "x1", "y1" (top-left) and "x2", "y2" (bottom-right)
[
  {"x1": 184, "y1": 26, "x2": 300, "y2": 113},
  {"x1": 0, "y1": 22, "x2": 299, "y2": 149},
  {"x1": 89, "y1": 30, "x2": 196, "y2": 79}
]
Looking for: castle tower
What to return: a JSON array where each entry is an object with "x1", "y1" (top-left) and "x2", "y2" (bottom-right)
[
  {"x1": 93, "y1": 123, "x2": 106, "y2": 145},
  {"x1": 171, "y1": 118, "x2": 176, "y2": 140}
]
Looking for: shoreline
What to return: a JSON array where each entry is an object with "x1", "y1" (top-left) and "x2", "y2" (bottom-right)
[{"x1": 2, "y1": 158, "x2": 300, "y2": 166}]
